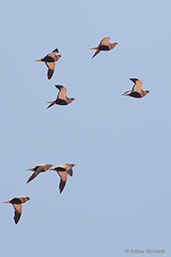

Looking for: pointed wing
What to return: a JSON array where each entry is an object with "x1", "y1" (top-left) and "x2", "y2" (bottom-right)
[
  {"x1": 56, "y1": 85, "x2": 67, "y2": 100},
  {"x1": 48, "y1": 49, "x2": 59, "y2": 58},
  {"x1": 13, "y1": 204, "x2": 22, "y2": 224},
  {"x1": 57, "y1": 171, "x2": 68, "y2": 193},
  {"x1": 91, "y1": 49, "x2": 101, "y2": 58},
  {"x1": 100, "y1": 37, "x2": 110, "y2": 46},
  {"x1": 131, "y1": 79, "x2": 143, "y2": 93},
  {"x1": 46, "y1": 62, "x2": 55, "y2": 79},
  {"x1": 67, "y1": 168, "x2": 73, "y2": 176},
  {"x1": 122, "y1": 90, "x2": 131, "y2": 95},
  {"x1": 26, "y1": 171, "x2": 41, "y2": 183}
]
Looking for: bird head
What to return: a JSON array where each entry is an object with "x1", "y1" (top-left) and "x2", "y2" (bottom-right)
[
  {"x1": 111, "y1": 42, "x2": 118, "y2": 49},
  {"x1": 144, "y1": 90, "x2": 150, "y2": 96},
  {"x1": 26, "y1": 197, "x2": 30, "y2": 201},
  {"x1": 69, "y1": 98, "x2": 75, "y2": 103}
]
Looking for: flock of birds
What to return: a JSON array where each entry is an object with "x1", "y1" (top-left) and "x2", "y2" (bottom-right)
[{"x1": 4, "y1": 36, "x2": 150, "y2": 224}]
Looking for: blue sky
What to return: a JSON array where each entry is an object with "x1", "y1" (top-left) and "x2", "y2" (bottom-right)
[{"x1": 1, "y1": 0, "x2": 171, "y2": 256}]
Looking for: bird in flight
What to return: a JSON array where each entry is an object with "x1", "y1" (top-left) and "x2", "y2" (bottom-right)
[
  {"x1": 26, "y1": 163, "x2": 53, "y2": 183},
  {"x1": 4, "y1": 196, "x2": 30, "y2": 224},
  {"x1": 35, "y1": 48, "x2": 62, "y2": 79},
  {"x1": 90, "y1": 37, "x2": 118, "y2": 58},
  {"x1": 50, "y1": 163, "x2": 75, "y2": 193},
  {"x1": 47, "y1": 85, "x2": 75, "y2": 109},
  {"x1": 122, "y1": 78, "x2": 150, "y2": 98}
]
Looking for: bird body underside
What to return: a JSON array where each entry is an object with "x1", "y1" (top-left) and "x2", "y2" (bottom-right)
[
  {"x1": 41, "y1": 56, "x2": 55, "y2": 62},
  {"x1": 10, "y1": 198, "x2": 22, "y2": 204},
  {"x1": 56, "y1": 99, "x2": 68, "y2": 105},
  {"x1": 130, "y1": 92, "x2": 142, "y2": 98},
  {"x1": 99, "y1": 45, "x2": 110, "y2": 51}
]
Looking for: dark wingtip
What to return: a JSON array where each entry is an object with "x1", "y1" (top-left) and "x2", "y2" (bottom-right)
[
  {"x1": 129, "y1": 78, "x2": 138, "y2": 83},
  {"x1": 55, "y1": 85, "x2": 63, "y2": 90},
  {"x1": 53, "y1": 48, "x2": 59, "y2": 53}
]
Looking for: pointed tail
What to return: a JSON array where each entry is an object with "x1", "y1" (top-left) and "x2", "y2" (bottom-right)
[
  {"x1": 47, "y1": 101, "x2": 55, "y2": 109},
  {"x1": 3, "y1": 200, "x2": 10, "y2": 203},
  {"x1": 90, "y1": 47, "x2": 98, "y2": 50},
  {"x1": 26, "y1": 167, "x2": 35, "y2": 171},
  {"x1": 35, "y1": 59, "x2": 42, "y2": 62}
]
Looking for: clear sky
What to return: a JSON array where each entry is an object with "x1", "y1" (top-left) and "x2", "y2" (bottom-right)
[{"x1": 1, "y1": 0, "x2": 171, "y2": 256}]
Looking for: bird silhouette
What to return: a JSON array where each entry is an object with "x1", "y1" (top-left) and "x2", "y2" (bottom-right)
[
  {"x1": 35, "y1": 48, "x2": 61, "y2": 79},
  {"x1": 122, "y1": 78, "x2": 150, "y2": 98},
  {"x1": 51, "y1": 163, "x2": 75, "y2": 193},
  {"x1": 90, "y1": 37, "x2": 118, "y2": 58},
  {"x1": 4, "y1": 196, "x2": 30, "y2": 224},
  {"x1": 47, "y1": 85, "x2": 75, "y2": 109},
  {"x1": 26, "y1": 163, "x2": 53, "y2": 183}
]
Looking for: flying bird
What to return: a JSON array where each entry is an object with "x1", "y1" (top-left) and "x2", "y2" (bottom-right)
[
  {"x1": 35, "y1": 48, "x2": 62, "y2": 79},
  {"x1": 51, "y1": 163, "x2": 75, "y2": 193},
  {"x1": 90, "y1": 37, "x2": 118, "y2": 58},
  {"x1": 26, "y1": 163, "x2": 53, "y2": 183},
  {"x1": 122, "y1": 78, "x2": 150, "y2": 98},
  {"x1": 4, "y1": 196, "x2": 30, "y2": 224},
  {"x1": 47, "y1": 85, "x2": 75, "y2": 109}
]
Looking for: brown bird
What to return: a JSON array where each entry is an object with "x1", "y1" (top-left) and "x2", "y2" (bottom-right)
[
  {"x1": 122, "y1": 78, "x2": 150, "y2": 98},
  {"x1": 51, "y1": 163, "x2": 75, "y2": 193},
  {"x1": 26, "y1": 163, "x2": 53, "y2": 183},
  {"x1": 90, "y1": 37, "x2": 118, "y2": 58},
  {"x1": 4, "y1": 196, "x2": 30, "y2": 224},
  {"x1": 35, "y1": 48, "x2": 62, "y2": 79},
  {"x1": 47, "y1": 85, "x2": 75, "y2": 109}
]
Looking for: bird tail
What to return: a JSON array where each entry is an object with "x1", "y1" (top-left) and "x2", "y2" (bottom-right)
[
  {"x1": 47, "y1": 101, "x2": 55, "y2": 109},
  {"x1": 35, "y1": 58, "x2": 42, "y2": 62},
  {"x1": 26, "y1": 167, "x2": 35, "y2": 171},
  {"x1": 90, "y1": 47, "x2": 98, "y2": 50}
]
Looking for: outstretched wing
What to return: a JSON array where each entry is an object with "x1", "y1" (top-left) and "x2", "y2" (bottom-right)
[
  {"x1": 57, "y1": 171, "x2": 68, "y2": 193},
  {"x1": 67, "y1": 167, "x2": 73, "y2": 176},
  {"x1": 26, "y1": 171, "x2": 41, "y2": 184},
  {"x1": 48, "y1": 49, "x2": 59, "y2": 58},
  {"x1": 55, "y1": 85, "x2": 67, "y2": 100},
  {"x1": 130, "y1": 79, "x2": 143, "y2": 93},
  {"x1": 46, "y1": 62, "x2": 55, "y2": 79},
  {"x1": 100, "y1": 37, "x2": 110, "y2": 46},
  {"x1": 13, "y1": 204, "x2": 22, "y2": 224},
  {"x1": 91, "y1": 49, "x2": 101, "y2": 58}
]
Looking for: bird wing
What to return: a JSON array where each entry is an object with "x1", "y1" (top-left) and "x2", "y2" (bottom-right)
[
  {"x1": 58, "y1": 164, "x2": 73, "y2": 176},
  {"x1": 46, "y1": 62, "x2": 55, "y2": 79},
  {"x1": 67, "y1": 167, "x2": 73, "y2": 176},
  {"x1": 57, "y1": 171, "x2": 68, "y2": 193},
  {"x1": 56, "y1": 85, "x2": 67, "y2": 100},
  {"x1": 132, "y1": 79, "x2": 143, "y2": 93},
  {"x1": 122, "y1": 90, "x2": 131, "y2": 95},
  {"x1": 91, "y1": 50, "x2": 101, "y2": 58},
  {"x1": 26, "y1": 171, "x2": 41, "y2": 183},
  {"x1": 13, "y1": 204, "x2": 22, "y2": 224},
  {"x1": 100, "y1": 37, "x2": 110, "y2": 46},
  {"x1": 48, "y1": 49, "x2": 59, "y2": 58}
]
